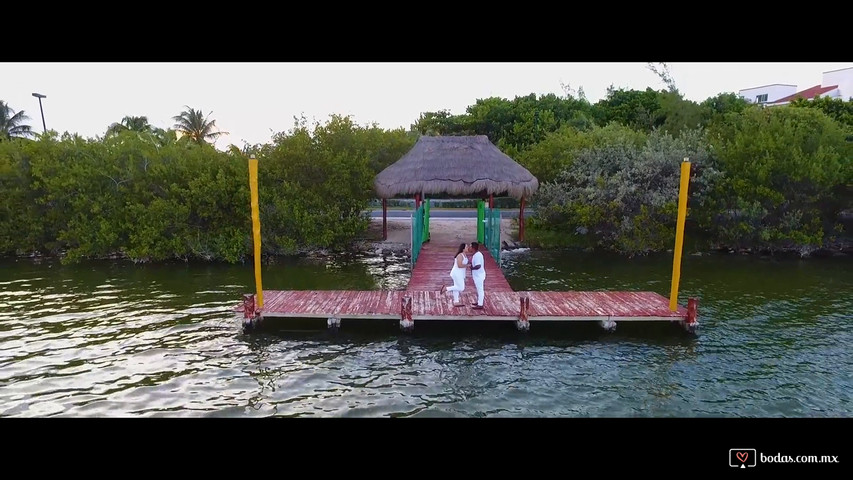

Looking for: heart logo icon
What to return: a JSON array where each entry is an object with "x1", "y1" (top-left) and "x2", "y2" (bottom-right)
[{"x1": 737, "y1": 452, "x2": 748, "y2": 463}]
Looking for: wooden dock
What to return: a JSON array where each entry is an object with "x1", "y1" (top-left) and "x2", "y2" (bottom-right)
[
  {"x1": 250, "y1": 289, "x2": 688, "y2": 322},
  {"x1": 237, "y1": 236, "x2": 698, "y2": 333}
]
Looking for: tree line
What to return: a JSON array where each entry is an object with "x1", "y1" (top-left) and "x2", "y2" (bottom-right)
[
  {"x1": 412, "y1": 83, "x2": 852, "y2": 256},
  {"x1": 1, "y1": 80, "x2": 851, "y2": 262},
  {"x1": 0, "y1": 108, "x2": 414, "y2": 262}
]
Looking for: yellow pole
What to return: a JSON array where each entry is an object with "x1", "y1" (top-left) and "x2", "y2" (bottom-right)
[
  {"x1": 669, "y1": 158, "x2": 691, "y2": 311},
  {"x1": 249, "y1": 154, "x2": 263, "y2": 309}
]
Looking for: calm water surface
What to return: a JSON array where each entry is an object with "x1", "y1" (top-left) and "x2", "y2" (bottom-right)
[{"x1": 0, "y1": 250, "x2": 850, "y2": 417}]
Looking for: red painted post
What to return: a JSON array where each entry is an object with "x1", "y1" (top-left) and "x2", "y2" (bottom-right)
[
  {"x1": 488, "y1": 194, "x2": 494, "y2": 209},
  {"x1": 517, "y1": 295, "x2": 531, "y2": 331},
  {"x1": 686, "y1": 298, "x2": 698, "y2": 325},
  {"x1": 414, "y1": 194, "x2": 420, "y2": 210},
  {"x1": 401, "y1": 295, "x2": 413, "y2": 330},
  {"x1": 407, "y1": 297, "x2": 413, "y2": 320},
  {"x1": 243, "y1": 294, "x2": 255, "y2": 320},
  {"x1": 519, "y1": 196, "x2": 525, "y2": 242},
  {"x1": 382, "y1": 198, "x2": 387, "y2": 241}
]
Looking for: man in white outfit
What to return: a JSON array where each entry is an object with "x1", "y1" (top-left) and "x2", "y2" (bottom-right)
[{"x1": 469, "y1": 241, "x2": 486, "y2": 309}]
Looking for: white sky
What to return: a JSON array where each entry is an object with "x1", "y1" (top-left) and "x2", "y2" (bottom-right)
[{"x1": 2, "y1": 62, "x2": 850, "y2": 150}]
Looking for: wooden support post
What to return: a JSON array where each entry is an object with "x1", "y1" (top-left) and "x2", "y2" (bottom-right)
[
  {"x1": 382, "y1": 198, "x2": 387, "y2": 241},
  {"x1": 516, "y1": 295, "x2": 530, "y2": 331},
  {"x1": 400, "y1": 295, "x2": 414, "y2": 331},
  {"x1": 414, "y1": 193, "x2": 420, "y2": 210},
  {"x1": 489, "y1": 194, "x2": 494, "y2": 209},
  {"x1": 242, "y1": 293, "x2": 260, "y2": 331},
  {"x1": 519, "y1": 196, "x2": 525, "y2": 242},
  {"x1": 243, "y1": 294, "x2": 255, "y2": 320},
  {"x1": 684, "y1": 297, "x2": 699, "y2": 333}
]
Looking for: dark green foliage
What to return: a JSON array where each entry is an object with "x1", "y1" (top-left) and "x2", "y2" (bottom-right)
[
  {"x1": 789, "y1": 96, "x2": 853, "y2": 129},
  {"x1": 700, "y1": 93, "x2": 752, "y2": 127},
  {"x1": 592, "y1": 87, "x2": 664, "y2": 132},
  {"x1": 412, "y1": 93, "x2": 594, "y2": 157},
  {"x1": 0, "y1": 131, "x2": 249, "y2": 263},
  {"x1": 259, "y1": 116, "x2": 375, "y2": 254},
  {"x1": 703, "y1": 106, "x2": 852, "y2": 252},
  {"x1": 2, "y1": 87, "x2": 851, "y2": 262},
  {"x1": 528, "y1": 103, "x2": 851, "y2": 254},
  {"x1": 531, "y1": 128, "x2": 715, "y2": 255},
  {"x1": 0, "y1": 115, "x2": 414, "y2": 262}
]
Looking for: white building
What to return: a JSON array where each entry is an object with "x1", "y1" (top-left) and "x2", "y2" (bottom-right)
[
  {"x1": 739, "y1": 84, "x2": 797, "y2": 105},
  {"x1": 821, "y1": 66, "x2": 853, "y2": 101},
  {"x1": 739, "y1": 66, "x2": 853, "y2": 107}
]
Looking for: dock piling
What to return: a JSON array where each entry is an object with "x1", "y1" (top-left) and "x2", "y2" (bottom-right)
[
  {"x1": 516, "y1": 295, "x2": 530, "y2": 331},
  {"x1": 241, "y1": 294, "x2": 262, "y2": 331},
  {"x1": 683, "y1": 298, "x2": 699, "y2": 333},
  {"x1": 400, "y1": 295, "x2": 414, "y2": 331}
]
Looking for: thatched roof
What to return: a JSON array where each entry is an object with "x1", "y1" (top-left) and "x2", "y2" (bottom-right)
[{"x1": 374, "y1": 135, "x2": 539, "y2": 199}]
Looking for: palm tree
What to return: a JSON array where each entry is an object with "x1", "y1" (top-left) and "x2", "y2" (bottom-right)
[
  {"x1": 105, "y1": 115, "x2": 153, "y2": 137},
  {"x1": 0, "y1": 101, "x2": 35, "y2": 141},
  {"x1": 172, "y1": 106, "x2": 228, "y2": 145},
  {"x1": 227, "y1": 141, "x2": 256, "y2": 157},
  {"x1": 151, "y1": 127, "x2": 177, "y2": 147}
]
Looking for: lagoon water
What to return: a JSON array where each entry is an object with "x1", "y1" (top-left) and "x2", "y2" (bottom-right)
[{"x1": 1, "y1": 249, "x2": 850, "y2": 417}]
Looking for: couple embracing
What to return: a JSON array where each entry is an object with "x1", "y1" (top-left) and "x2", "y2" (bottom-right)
[{"x1": 439, "y1": 241, "x2": 486, "y2": 309}]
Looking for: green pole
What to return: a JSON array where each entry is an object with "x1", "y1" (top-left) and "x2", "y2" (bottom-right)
[
  {"x1": 423, "y1": 198, "x2": 430, "y2": 242},
  {"x1": 477, "y1": 200, "x2": 485, "y2": 243}
]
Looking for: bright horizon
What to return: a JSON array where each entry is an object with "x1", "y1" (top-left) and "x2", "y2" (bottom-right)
[{"x1": 3, "y1": 62, "x2": 850, "y2": 150}]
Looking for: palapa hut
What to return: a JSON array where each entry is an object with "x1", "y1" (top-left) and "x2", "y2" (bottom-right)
[{"x1": 374, "y1": 135, "x2": 539, "y2": 241}]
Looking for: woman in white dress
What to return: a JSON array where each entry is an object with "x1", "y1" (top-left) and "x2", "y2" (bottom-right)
[{"x1": 440, "y1": 243, "x2": 469, "y2": 307}]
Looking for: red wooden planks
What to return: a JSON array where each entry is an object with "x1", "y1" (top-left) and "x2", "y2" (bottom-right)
[
  {"x1": 518, "y1": 291, "x2": 685, "y2": 318},
  {"x1": 243, "y1": 237, "x2": 689, "y2": 322},
  {"x1": 407, "y1": 238, "x2": 513, "y2": 293},
  {"x1": 253, "y1": 289, "x2": 687, "y2": 320}
]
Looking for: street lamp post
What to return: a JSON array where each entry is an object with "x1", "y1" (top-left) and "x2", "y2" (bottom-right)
[{"x1": 31, "y1": 93, "x2": 47, "y2": 133}]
